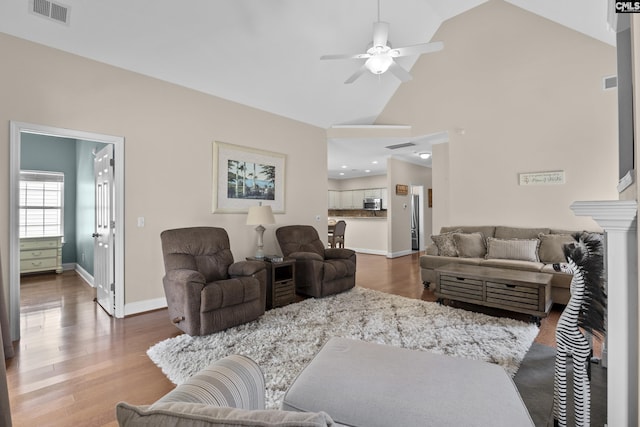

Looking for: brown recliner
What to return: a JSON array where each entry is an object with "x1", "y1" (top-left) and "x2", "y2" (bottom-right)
[
  {"x1": 160, "y1": 227, "x2": 267, "y2": 336},
  {"x1": 276, "y1": 225, "x2": 356, "y2": 298}
]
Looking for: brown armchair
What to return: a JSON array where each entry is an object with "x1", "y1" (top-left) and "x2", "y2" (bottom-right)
[
  {"x1": 160, "y1": 227, "x2": 267, "y2": 336},
  {"x1": 276, "y1": 225, "x2": 356, "y2": 298}
]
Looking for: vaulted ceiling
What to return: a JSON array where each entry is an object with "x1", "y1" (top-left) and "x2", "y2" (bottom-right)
[{"x1": 0, "y1": 0, "x2": 615, "y2": 178}]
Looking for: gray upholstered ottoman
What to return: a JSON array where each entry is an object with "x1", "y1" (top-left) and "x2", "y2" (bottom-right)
[{"x1": 282, "y1": 337, "x2": 534, "y2": 427}]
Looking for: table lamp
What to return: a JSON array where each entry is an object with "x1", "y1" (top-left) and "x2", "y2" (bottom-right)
[{"x1": 246, "y1": 203, "x2": 276, "y2": 259}]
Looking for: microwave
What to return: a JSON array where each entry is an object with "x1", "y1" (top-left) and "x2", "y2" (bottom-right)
[{"x1": 363, "y1": 198, "x2": 382, "y2": 210}]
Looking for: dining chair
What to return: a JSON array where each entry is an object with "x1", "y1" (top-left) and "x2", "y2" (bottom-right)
[{"x1": 328, "y1": 220, "x2": 346, "y2": 248}]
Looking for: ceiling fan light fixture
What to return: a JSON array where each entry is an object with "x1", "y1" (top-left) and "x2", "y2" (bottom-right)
[{"x1": 365, "y1": 54, "x2": 393, "y2": 74}]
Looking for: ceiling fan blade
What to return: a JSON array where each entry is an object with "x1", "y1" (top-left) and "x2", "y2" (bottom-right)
[
  {"x1": 390, "y1": 41, "x2": 444, "y2": 57},
  {"x1": 388, "y1": 61, "x2": 412, "y2": 82},
  {"x1": 321, "y1": 53, "x2": 370, "y2": 60},
  {"x1": 344, "y1": 64, "x2": 368, "y2": 84},
  {"x1": 372, "y1": 21, "x2": 389, "y2": 47}
]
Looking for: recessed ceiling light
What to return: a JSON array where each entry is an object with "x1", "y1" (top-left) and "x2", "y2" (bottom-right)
[
  {"x1": 365, "y1": 169, "x2": 371, "y2": 173},
  {"x1": 341, "y1": 165, "x2": 347, "y2": 169},
  {"x1": 372, "y1": 160, "x2": 378, "y2": 164},
  {"x1": 339, "y1": 172, "x2": 345, "y2": 176},
  {"x1": 419, "y1": 153, "x2": 431, "y2": 159}
]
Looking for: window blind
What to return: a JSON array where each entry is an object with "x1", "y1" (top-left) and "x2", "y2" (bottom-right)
[{"x1": 19, "y1": 170, "x2": 64, "y2": 238}]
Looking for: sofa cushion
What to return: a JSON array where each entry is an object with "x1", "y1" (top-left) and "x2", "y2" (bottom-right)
[
  {"x1": 420, "y1": 255, "x2": 481, "y2": 270},
  {"x1": 537, "y1": 233, "x2": 575, "y2": 264},
  {"x1": 441, "y1": 226, "x2": 496, "y2": 239},
  {"x1": 116, "y1": 402, "x2": 335, "y2": 427},
  {"x1": 495, "y1": 226, "x2": 550, "y2": 240},
  {"x1": 431, "y1": 230, "x2": 462, "y2": 257},
  {"x1": 480, "y1": 258, "x2": 544, "y2": 272},
  {"x1": 453, "y1": 232, "x2": 486, "y2": 258},
  {"x1": 486, "y1": 237, "x2": 540, "y2": 262}
]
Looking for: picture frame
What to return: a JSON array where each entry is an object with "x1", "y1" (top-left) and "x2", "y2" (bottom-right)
[
  {"x1": 395, "y1": 184, "x2": 408, "y2": 195},
  {"x1": 212, "y1": 141, "x2": 286, "y2": 213}
]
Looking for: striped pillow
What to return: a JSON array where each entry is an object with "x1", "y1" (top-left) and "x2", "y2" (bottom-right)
[
  {"x1": 485, "y1": 237, "x2": 540, "y2": 262},
  {"x1": 152, "y1": 354, "x2": 265, "y2": 410}
]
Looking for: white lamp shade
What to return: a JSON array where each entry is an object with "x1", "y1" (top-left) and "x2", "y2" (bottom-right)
[{"x1": 246, "y1": 205, "x2": 275, "y2": 225}]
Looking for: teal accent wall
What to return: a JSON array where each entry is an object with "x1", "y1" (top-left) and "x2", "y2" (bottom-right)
[
  {"x1": 21, "y1": 134, "x2": 106, "y2": 274},
  {"x1": 21, "y1": 134, "x2": 78, "y2": 264}
]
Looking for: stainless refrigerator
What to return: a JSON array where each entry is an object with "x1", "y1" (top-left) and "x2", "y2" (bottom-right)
[{"x1": 411, "y1": 194, "x2": 419, "y2": 250}]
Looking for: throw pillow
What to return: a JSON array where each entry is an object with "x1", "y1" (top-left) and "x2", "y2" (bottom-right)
[
  {"x1": 485, "y1": 237, "x2": 540, "y2": 262},
  {"x1": 537, "y1": 233, "x2": 575, "y2": 263},
  {"x1": 431, "y1": 229, "x2": 462, "y2": 257},
  {"x1": 452, "y1": 232, "x2": 486, "y2": 258},
  {"x1": 116, "y1": 402, "x2": 335, "y2": 427}
]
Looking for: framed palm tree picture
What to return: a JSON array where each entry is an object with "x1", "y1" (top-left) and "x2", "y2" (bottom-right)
[{"x1": 212, "y1": 141, "x2": 286, "y2": 213}]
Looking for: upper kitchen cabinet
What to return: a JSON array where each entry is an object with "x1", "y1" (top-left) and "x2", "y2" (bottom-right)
[{"x1": 328, "y1": 188, "x2": 387, "y2": 210}]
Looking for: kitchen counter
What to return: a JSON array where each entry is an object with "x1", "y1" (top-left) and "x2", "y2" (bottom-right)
[
  {"x1": 328, "y1": 209, "x2": 387, "y2": 218},
  {"x1": 327, "y1": 217, "x2": 388, "y2": 255}
]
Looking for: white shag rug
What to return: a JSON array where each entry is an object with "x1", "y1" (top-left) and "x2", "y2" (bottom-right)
[{"x1": 148, "y1": 287, "x2": 539, "y2": 409}]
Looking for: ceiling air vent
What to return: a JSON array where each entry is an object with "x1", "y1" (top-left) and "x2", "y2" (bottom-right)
[
  {"x1": 29, "y1": 0, "x2": 70, "y2": 25},
  {"x1": 603, "y1": 75, "x2": 617, "y2": 90},
  {"x1": 385, "y1": 142, "x2": 415, "y2": 150}
]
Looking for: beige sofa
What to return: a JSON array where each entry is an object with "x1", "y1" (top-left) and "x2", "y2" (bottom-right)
[{"x1": 420, "y1": 226, "x2": 594, "y2": 305}]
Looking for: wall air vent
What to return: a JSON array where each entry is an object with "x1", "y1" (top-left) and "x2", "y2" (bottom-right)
[
  {"x1": 385, "y1": 142, "x2": 415, "y2": 150},
  {"x1": 603, "y1": 75, "x2": 617, "y2": 90},
  {"x1": 29, "y1": 0, "x2": 70, "y2": 25}
]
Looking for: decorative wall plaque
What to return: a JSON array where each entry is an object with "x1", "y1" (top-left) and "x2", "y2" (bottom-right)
[
  {"x1": 518, "y1": 171, "x2": 565, "y2": 186},
  {"x1": 395, "y1": 184, "x2": 408, "y2": 195}
]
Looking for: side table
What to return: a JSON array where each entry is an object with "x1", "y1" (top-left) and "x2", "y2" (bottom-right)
[{"x1": 247, "y1": 257, "x2": 296, "y2": 309}]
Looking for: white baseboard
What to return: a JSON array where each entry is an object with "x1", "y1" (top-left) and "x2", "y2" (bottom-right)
[
  {"x1": 74, "y1": 263, "x2": 95, "y2": 287},
  {"x1": 124, "y1": 297, "x2": 167, "y2": 316},
  {"x1": 352, "y1": 248, "x2": 387, "y2": 256},
  {"x1": 386, "y1": 249, "x2": 414, "y2": 258}
]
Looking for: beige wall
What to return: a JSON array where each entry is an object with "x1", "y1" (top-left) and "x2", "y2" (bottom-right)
[
  {"x1": 0, "y1": 33, "x2": 327, "y2": 312},
  {"x1": 387, "y1": 158, "x2": 432, "y2": 256},
  {"x1": 378, "y1": 1, "x2": 618, "y2": 233}
]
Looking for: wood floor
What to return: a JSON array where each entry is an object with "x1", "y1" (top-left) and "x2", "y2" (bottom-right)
[{"x1": 7, "y1": 252, "x2": 562, "y2": 426}]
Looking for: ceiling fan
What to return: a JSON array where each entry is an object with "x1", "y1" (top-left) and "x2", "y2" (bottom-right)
[{"x1": 321, "y1": 1, "x2": 443, "y2": 84}]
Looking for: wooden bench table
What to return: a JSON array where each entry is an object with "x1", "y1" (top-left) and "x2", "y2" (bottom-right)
[{"x1": 435, "y1": 263, "x2": 553, "y2": 325}]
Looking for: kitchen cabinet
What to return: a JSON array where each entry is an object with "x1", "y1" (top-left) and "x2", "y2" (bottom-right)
[
  {"x1": 351, "y1": 190, "x2": 365, "y2": 209},
  {"x1": 328, "y1": 187, "x2": 387, "y2": 209},
  {"x1": 364, "y1": 188, "x2": 381, "y2": 199},
  {"x1": 328, "y1": 190, "x2": 339, "y2": 209},
  {"x1": 339, "y1": 191, "x2": 353, "y2": 209}
]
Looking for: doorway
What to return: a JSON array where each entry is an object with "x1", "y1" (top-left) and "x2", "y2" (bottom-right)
[
  {"x1": 410, "y1": 185, "x2": 425, "y2": 252},
  {"x1": 8, "y1": 121, "x2": 125, "y2": 340}
]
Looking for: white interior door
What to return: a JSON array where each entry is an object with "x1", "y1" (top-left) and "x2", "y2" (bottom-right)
[{"x1": 94, "y1": 145, "x2": 115, "y2": 315}]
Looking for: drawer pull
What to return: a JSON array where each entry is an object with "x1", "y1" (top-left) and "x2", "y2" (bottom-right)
[
  {"x1": 31, "y1": 251, "x2": 42, "y2": 256},
  {"x1": 456, "y1": 277, "x2": 465, "y2": 281},
  {"x1": 31, "y1": 261, "x2": 42, "y2": 266},
  {"x1": 506, "y1": 284, "x2": 516, "y2": 288}
]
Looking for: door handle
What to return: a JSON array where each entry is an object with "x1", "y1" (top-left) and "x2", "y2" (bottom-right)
[{"x1": 92, "y1": 233, "x2": 101, "y2": 238}]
